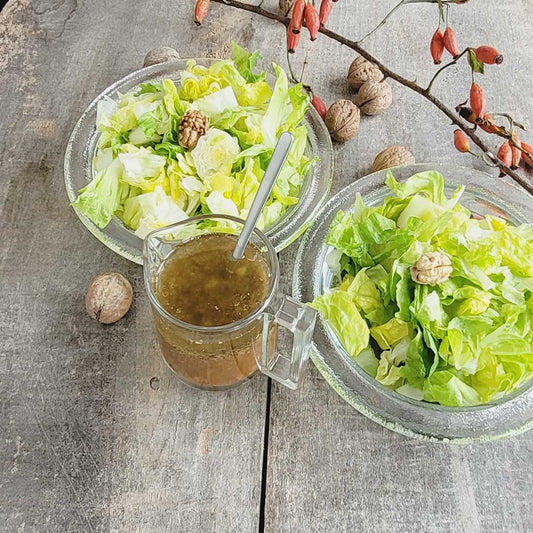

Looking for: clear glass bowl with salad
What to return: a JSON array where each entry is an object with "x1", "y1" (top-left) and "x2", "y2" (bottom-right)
[
  {"x1": 294, "y1": 163, "x2": 533, "y2": 442},
  {"x1": 64, "y1": 44, "x2": 333, "y2": 263}
]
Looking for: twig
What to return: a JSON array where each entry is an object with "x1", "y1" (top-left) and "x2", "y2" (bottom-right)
[
  {"x1": 211, "y1": 0, "x2": 533, "y2": 195},
  {"x1": 426, "y1": 49, "x2": 468, "y2": 93},
  {"x1": 358, "y1": 0, "x2": 458, "y2": 44},
  {"x1": 286, "y1": 50, "x2": 299, "y2": 84},
  {"x1": 300, "y1": 53, "x2": 309, "y2": 84},
  {"x1": 357, "y1": 0, "x2": 407, "y2": 45}
]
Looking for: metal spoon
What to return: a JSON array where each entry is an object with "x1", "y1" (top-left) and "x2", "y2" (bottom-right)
[{"x1": 232, "y1": 131, "x2": 294, "y2": 260}]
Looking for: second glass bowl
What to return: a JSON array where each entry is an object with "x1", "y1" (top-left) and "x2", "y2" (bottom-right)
[{"x1": 293, "y1": 163, "x2": 533, "y2": 443}]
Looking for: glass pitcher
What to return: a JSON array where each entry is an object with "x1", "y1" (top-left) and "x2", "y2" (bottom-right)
[{"x1": 143, "y1": 214, "x2": 317, "y2": 390}]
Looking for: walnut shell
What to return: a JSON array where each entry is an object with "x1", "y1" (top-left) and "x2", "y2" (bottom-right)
[
  {"x1": 86, "y1": 273, "x2": 133, "y2": 324},
  {"x1": 411, "y1": 252, "x2": 452, "y2": 286},
  {"x1": 355, "y1": 80, "x2": 393, "y2": 115},
  {"x1": 347, "y1": 56, "x2": 384, "y2": 89},
  {"x1": 372, "y1": 145, "x2": 415, "y2": 172},
  {"x1": 279, "y1": 0, "x2": 296, "y2": 16},
  {"x1": 143, "y1": 47, "x2": 180, "y2": 68},
  {"x1": 179, "y1": 109, "x2": 209, "y2": 149},
  {"x1": 325, "y1": 99, "x2": 361, "y2": 142}
]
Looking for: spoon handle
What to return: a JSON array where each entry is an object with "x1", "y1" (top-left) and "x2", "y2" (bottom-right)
[{"x1": 233, "y1": 131, "x2": 294, "y2": 260}]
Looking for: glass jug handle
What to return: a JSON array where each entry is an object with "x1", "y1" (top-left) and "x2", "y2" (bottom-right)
[{"x1": 258, "y1": 295, "x2": 317, "y2": 390}]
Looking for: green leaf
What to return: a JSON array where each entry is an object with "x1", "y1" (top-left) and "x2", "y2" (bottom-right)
[
  {"x1": 138, "y1": 82, "x2": 163, "y2": 94},
  {"x1": 231, "y1": 42, "x2": 266, "y2": 83},
  {"x1": 347, "y1": 268, "x2": 383, "y2": 317},
  {"x1": 154, "y1": 142, "x2": 185, "y2": 159},
  {"x1": 423, "y1": 370, "x2": 481, "y2": 406},
  {"x1": 261, "y1": 63, "x2": 289, "y2": 147},
  {"x1": 467, "y1": 49, "x2": 485, "y2": 75},
  {"x1": 370, "y1": 317, "x2": 411, "y2": 350},
  {"x1": 354, "y1": 348, "x2": 379, "y2": 378},
  {"x1": 282, "y1": 83, "x2": 310, "y2": 132},
  {"x1": 73, "y1": 158, "x2": 130, "y2": 228},
  {"x1": 162, "y1": 79, "x2": 186, "y2": 116},
  {"x1": 309, "y1": 290, "x2": 370, "y2": 358}
]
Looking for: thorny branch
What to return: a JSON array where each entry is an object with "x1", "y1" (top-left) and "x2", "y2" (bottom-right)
[{"x1": 211, "y1": 0, "x2": 533, "y2": 196}]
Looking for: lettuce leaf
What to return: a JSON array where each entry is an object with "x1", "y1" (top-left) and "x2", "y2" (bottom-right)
[
  {"x1": 309, "y1": 290, "x2": 370, "y2": 359},
  {"x1": 190, "y1": 128, "x2": 240, "y2": 179},
  {"x1": 122, "y1": 186, "x2": 187, "y2": 238},
  {"x1": 72, "y1": 158, "x2": 130, "y2": 228},
  {"x1": 231, "y1": 42, "x2": 266, "y2": 83},
  {"x1": 195, "y1": 86, "x2": 239, "y2": 116},
  {"x1": 423, "y1": 370, "x2": 481, "y2": 406},
  {"x1": 118, "y1": 147, "x2": 167, "y2": 191},
  {"x1": 261, "y1": 63, "x2": 289, "y2": 147}
]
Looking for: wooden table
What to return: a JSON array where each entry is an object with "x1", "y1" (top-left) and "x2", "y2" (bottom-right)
[{"x1": 2, "y1": 1, "x2": 532, "y2": 531}]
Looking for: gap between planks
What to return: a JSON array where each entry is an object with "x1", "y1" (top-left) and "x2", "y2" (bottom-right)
[{"x1": 258, "y1": 377, "x2": 272, "y2": 533}]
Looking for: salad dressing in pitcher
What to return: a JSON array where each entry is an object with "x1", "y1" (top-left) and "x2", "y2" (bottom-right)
[{"x1": 154, "y1": 233, "x2": 272, "y2": 387}]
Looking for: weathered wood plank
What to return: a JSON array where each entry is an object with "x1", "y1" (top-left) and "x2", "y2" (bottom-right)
[
  {"x1": 2, "y1": 0, "x2": 533, "y2": 532},
  {"x1": 267, "y1": 0, "x2": 533, "y2": 531},
  {"x1": 0, "y1": 1, "x2": 271, "y2": 531}
]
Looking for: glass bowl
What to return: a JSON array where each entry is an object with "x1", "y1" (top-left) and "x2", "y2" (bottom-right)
[
  {"x1": 293, "y1": 163, "x2": 533, "y2": 443},
  {"x1": 64, "y1": 59, "x2": 333, "y2": 264}
]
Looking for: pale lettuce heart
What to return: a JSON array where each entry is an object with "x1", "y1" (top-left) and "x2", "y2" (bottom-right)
[
  {"x1": 132, "y1": 100, "x2": 159, "y2": 120},
  {"x1": 180, "y1": 176, "x2": 203, "y2": 194},
  {"x1": 93, "y1": 148, "x2": 114, "y2": 172},
  {"x1": 191, "y1": 128, "x2": 240, "y2": 179},
  {"x1": 194, "y1": 86, "x2": 239, "y2": 115},
  {"x1": 96, "y1": 96, "x2": 118, "y2": 130},
  {"x1": 255, "y1": 201, "x2": 284, "y2": 230},
  {"x1": 206, "y1": 190, "x2": 239, "y2": 217},
  {"x1": 118, "y1": 147, "x2": 167, "y2": 191},
  {"x1": 122, "y1": 186, "x2": 188, "y2": 238}
]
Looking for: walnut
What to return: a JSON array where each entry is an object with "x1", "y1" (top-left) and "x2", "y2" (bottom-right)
[
  {"x1": 411, "y1": 252, "x2": 453, "y2": 286},
  {"x1": 325, "y1": 99, "x2": 360, "y2": 142},
  {"x1": 178, "y1": 110, "x2": 209, "y2": 149},
  {"x1": 279, "y1": 0, "x2": 296, "y2": 16},
  {"x1": 347, "y1": 56, "x2": 384, "y2": 89},
  {"x1": 86, "y1": 273, "x2": 133, "y2": 324},
  {"x1": 355, "y1": 80, "x2": 393, "y2": 115},
  {"x1": 372, "y1": 145, "x2": 415, "y2": 173},
  {"x1": 143, "y1": 47, "x2": 180, "y2": 68}
]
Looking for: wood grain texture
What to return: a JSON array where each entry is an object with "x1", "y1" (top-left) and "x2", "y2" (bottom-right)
[
  {"x1": 0, "y1": 1, "x2": 268, "y2": 531},
  {"x1": 267, "y1": 1, "x2": 533, "y2": 532},
  {"x1": 1, "y1": 0, "x2": 533, "y2": 532}
]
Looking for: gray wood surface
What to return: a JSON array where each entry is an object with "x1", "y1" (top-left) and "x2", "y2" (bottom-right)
[{"x1": 1, "y1": 0, "x2": 532, "y2": 532}]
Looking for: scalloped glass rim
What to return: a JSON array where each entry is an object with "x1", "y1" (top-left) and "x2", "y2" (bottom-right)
[
  {"x1": 293, "y1": 163, "x2": 533, "y2": 443},
  {"x1": 64, "y1": 59, "x2": 334, "y2": 264}
]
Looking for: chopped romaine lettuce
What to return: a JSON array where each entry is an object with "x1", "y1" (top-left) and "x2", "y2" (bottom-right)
[{"x1": 311, "y1": 170, "x2": 533, "y2": 406}]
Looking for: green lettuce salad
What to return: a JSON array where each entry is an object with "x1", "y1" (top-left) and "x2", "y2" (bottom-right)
[
  {"x1": 74, "y1": 43, "x2": 316, "y2": 237},
  {"x1": 310, "y1": 171, "x2": 533, "y2": 406}
]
